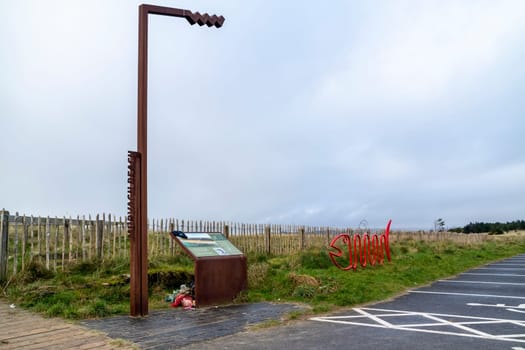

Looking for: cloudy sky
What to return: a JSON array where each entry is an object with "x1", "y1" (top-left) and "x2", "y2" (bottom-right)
[{"x1": 1, "y1": 0, "x2": 524, "y2": 230}]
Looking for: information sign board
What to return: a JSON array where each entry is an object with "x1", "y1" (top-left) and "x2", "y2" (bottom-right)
[{"x1": 171, "y1": 231, "x2": 243, "y2": 258}]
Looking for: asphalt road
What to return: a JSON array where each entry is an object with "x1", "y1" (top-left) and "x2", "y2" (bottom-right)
[{"x1": 180, "y1": 254, "x2": 525, "y2": 350}]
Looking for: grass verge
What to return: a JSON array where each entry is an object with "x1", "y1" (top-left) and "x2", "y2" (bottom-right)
[
  {"x1": 243, "y1": 234, "x2": 525, "y2": 314},
  {"x1": 1, "y1": 254, "x2": 194, "y2": 319}
]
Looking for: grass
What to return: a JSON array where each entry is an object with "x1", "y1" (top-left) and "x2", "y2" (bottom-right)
[
  {"x1": 1, "y1": 233, "x2": 525, "y2": 320},
  {"x1": 242, "y1": 234, "x2": 525, "y2": 314},
  {"x1": 1, "y1": 254, "x2": 194, "y2": 319}
]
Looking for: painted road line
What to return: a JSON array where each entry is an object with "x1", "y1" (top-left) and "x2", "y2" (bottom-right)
[
  {"x1": 462, "y1": 273, "x2": 525, "y2": 277},
  {"x1": 467, "y1": 303, "x2": 525, "y2": 314},
  {"x1": 311, "y1": 308, "x2": 525, "y2": 344},
  {"x1": 488, "y1": 264, "x2": 525, "y2": 267},
  {"x1": 360, "y1": 307, "x2": 525, "y2": 323},
  {"x1": 467, "y1": 303, "x2": 525, "y2": 309},
  {"x1": 354, "y1": 308, "x2": 393, "y2": 327},
  {"x1": 422, "y1": 313, "x2": 493, "y2": 337},
  {"x1": 438, "y1": 280, "x2": 525, "y2": 286},
  {"x1": 475, "y1": 267, "x2": 525, "y2": 270},
  {"x1": 409, "y1": 291, "x2": 525, "y2": 300}
]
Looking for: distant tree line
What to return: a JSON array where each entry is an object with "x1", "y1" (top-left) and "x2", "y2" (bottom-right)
[{"x1": 449, "y1": 220, "x2": 525, "y2": 234}]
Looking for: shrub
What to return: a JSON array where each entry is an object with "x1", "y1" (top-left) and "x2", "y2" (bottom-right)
[{"x1": 248, "y1": 262, "x2": 269, "y2": 288}]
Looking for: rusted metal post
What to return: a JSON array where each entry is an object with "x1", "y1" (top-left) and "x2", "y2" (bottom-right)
[
  {"x1": 130, "y1": 4, "x2": 224, "y2": 317},
  {"x1": 128, "y1": 151, "x2": 144, "y2": 316}
]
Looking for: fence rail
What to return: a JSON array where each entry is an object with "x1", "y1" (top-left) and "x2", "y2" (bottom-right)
[{"x1": 0, "y1": 209, "x2": 489, "y2": 282}]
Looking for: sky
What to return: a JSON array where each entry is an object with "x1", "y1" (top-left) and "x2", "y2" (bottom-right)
[{"x1": 1, "y1": 0, "x2": 524, "y2": 230}]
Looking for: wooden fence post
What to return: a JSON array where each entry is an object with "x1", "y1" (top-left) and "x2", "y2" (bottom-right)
[
  {"x1": 29, "y1": 215, "x2": 34, "y2": 259},
  {"x1": 112, "y1": 215, "x2": 117, "y2": 258},
  {"x1": 108, "y1": 214, "x2": 114, "y2": 259},
  {"x1": 22, "y1": 215, "x2": 28, "y2": 271},
  {"x1": 68, "y1": 216, "x2": 73, "y2": 262},
  {"x1": 45, "y1": 216, "x2": 50, "y2": 270},
  {"x1": 300, "y1": 226, "x2": 306, "y2": 251},
  {"x1": 169, "y1": 219, "x2": 174, "y2": 256},
  {"x1": 96, "y1": 214, "x2": 104, "y2": 259},
  {"x1": 37, "y1": 216, "x2": 42, "y2": 257},
  {"x1": 54, "y1": 217, "x2": 58, "y2": 272},
  {"x1": 223, "y1": 224, "x2": 230, "y2": 239},
  {"x1": 88, "y1": 215, "x2": 93, "y2": 259},
  {"x1": 0, "y1": 210, "x2": 9, "y2": 282},
  {"x1": 265, "y1": 225, "x2": 271, "y2": 255},
  {"x1": 13, "y1": 212, "x2": 19, "y2": 275},
  {"x1": 81, "y1": 216, "x2": 86, "y2": 260},
  {"x1": 62, "y1": 217, "x2": 69, "y2": 269}
]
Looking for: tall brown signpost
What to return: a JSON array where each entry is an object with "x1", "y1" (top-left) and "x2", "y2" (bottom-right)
[{"x1": 128, "y1": 4, "x2": 224, "y2": 317}]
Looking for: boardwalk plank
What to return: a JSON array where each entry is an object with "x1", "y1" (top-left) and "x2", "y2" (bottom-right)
[{"x1": 0, "y1": 300, "x2": 136, "y2": 350}]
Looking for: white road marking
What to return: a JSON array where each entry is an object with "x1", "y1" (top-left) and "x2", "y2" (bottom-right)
[
  {"x1": 467, "y1": 303, "x2": 525, "y2": 309},
  {"x1": 467, "y1": 303, "x2": 525, "y2": 314},
  {"x1": 488, "y1": 264, "x2": 525, "y2": 267},
  {"x1": 438, "y1": 280, "x2": 525, "y2": 286},
  {"x1": 409, "y1": 290, "x2": 525, "y2": 299},
  {"x1": 476, "y1": 267, "x2": 525, "y2": 270},
  {"x1": 462, "y1": 273, "x2": 525, "y2": 277},
  {"x1": 311, "y1": 307, "x2": 525, "y2": 343},
  {"x1": 509, "y1": 309, "x2": 525, "y2": 314},
  {"x1": 422, "y1": 313, "x2": 493, "y2": 337},
  {"x1": 354, "y1": 308, "x2": 393, "y2": 327}
]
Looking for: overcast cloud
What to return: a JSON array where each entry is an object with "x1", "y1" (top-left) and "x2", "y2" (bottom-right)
[{"x1": 1, "y1": 0, "x2": 524, "y2": 230}]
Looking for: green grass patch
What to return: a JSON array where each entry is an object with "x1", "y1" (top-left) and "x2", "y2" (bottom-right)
[{"x1": 2, "y1": 255, "x2": 194, "y2": 319}]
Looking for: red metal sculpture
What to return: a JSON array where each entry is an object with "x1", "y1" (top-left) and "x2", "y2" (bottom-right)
[{"x1": 328, "y1": 220, "x2": 392, "y2": 270}]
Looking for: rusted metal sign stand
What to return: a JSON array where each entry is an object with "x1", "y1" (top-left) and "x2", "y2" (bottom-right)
[
  {"x1": 170, "y1": 232, "x2": 247, "y2": 307},
  {"x1": 127, "y1": 4, "x2": 224, "y2": 317}
]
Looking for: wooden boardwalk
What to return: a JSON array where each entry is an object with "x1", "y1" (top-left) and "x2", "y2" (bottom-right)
[{"x1": 0, "y1": 299, "x2": 136, "y2": 350}]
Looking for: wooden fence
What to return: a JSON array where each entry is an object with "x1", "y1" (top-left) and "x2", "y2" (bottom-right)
[
  {"x1": 0, "y1": 210, "x2": 352, "y2": 281},
  {"x1": 0, "y1": 209, "x2": 490, "y2": 282}
]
